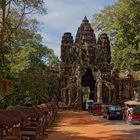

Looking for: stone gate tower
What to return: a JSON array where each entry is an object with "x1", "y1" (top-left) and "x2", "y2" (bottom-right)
[{"x1": 60, "y1": 17, "x2": 115, "y2": 109}]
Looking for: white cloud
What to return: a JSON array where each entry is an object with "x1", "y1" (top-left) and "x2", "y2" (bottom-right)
[
  {"x1": 40, "y1": 0, "x2": 103, "y2": 32},
  {"x1": 37, "y1": 0, "x2": 116, "y2": 57},
  {"x1": 39, "y1": 31, "x2": 60, "y2": 57}
]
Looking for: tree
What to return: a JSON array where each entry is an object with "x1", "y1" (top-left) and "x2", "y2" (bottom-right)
[
  {"x1": 0, "y1": 16, "x2": 58, "y2": 78},
  {"x1": 92, "y1": 0, "x2": 140, "y2": 70},
  {"x1": 0, "y1": 0, "x2": 61, "y2": 108},
  {"x1": 16, "y1": 68, "x2": 59, "y2": 105},
  {"x1": 4, "y1": 18, "x2": 60, "y2": 105},
  {"x1": 0, "y1": 0, "x2": 46, "y2": 74},
  {"x1": 8, "y1": 43, "x2": 60, "y2": 77}
]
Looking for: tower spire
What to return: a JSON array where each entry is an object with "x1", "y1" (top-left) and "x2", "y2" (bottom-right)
[
  {"x1": 82, "y1": 16, "x2": 89, "y2": 23},
  {"x1": 84, "y1": 16, "x2": 87, "y2": 20}
]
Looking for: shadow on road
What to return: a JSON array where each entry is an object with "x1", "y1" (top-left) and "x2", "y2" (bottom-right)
[{"x1": 45, "y1": 129, "x2": 137, "y2": 140}]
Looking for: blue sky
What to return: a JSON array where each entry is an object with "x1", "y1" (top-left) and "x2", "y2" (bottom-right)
[{"x1": 37, "y1": 0, "x2": 117, "y2": 57}]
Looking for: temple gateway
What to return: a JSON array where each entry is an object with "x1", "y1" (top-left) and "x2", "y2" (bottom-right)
[{"x1": 59, "y1": 17, "x2": 138, "y2": 109}]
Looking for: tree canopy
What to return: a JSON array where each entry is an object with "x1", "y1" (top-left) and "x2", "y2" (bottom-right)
[
  {"x1": 0, "y1": 0, "x2": 46, "y2": 73},
  {"x1": 92, "y1": 0, "x2": 140, "y2": 71},
  {"x1": 0, "y1": 0, "x2": 60, "y2": 108}
]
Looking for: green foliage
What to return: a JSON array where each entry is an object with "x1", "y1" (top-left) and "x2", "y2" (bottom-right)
[
  {"x1": 92, "y1": 0, "x2": 140, "y2": 70},
  {"x1": 7, "y1": 45, "x2": 59, "y2": 78},
  {"x1": 2, "y1": 17, "x2": 60, "y2": 78},
  {"x1": 46, "y1": 48, "x2": 60, "y2": 67},
  {"x1": 15, "y1": 68, "x2": 59, "y2": 105},
  {"x1": 82, "y1": 87, "x2": 90, "y2": 101},
  {"x1": 0, "y1": 0, "x2": 46, "y2": 74},
  {"x1": 6, "y1": 105, "x2": 20, "y2": 110},
  {"x1": 0, "y1": 92, "x2": 15, "y2": 108},
  {"x1": 0, "y1": 1, "x2": 60, "y2": 108},
  {"x1": 112, "y1": 45, "x2": 140, "y2": 70}
]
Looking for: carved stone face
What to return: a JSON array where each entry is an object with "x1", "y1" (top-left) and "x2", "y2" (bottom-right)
[{"x1": 101, "y1": 39, "x2": 108, "y2": 47}]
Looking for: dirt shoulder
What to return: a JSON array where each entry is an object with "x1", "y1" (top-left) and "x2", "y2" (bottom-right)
[{"x1": 43, "y1": 111, "x2": 140, "y2": 140}]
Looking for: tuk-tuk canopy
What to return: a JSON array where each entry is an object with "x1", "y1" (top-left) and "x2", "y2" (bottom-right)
[{"x1": 124, "y1": 100, "x2": 140, "y2": 106}]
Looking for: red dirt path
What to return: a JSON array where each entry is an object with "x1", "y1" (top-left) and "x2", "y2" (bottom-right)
[{"x1": 43, "y1": 111, "x2": 139, "y2": 140}]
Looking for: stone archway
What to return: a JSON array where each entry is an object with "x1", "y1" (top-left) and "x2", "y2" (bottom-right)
[{"x1": 81, "y1": 67, "x2": 96, "y2": 101}]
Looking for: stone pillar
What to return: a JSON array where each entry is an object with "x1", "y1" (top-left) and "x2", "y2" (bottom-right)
[
  {"x1": 77, "y1": 79, "x2": 83, "y2": 110},
  {"x1": 108, "y1": 89, "x2": 111, "y2": 103},
  {"x1": 67, "y1": 89, "x2": 71, "y2": 107},
  {"x1": 61, "y1": 88, "x2": 66, "y2": 103},
  {"x1": 118, "y1": 80, "x2": 123, "y2": 102},
  {"x1": 127, "y1": 74, "x2": 133, "y2": 99},
  {"x1": 96, "y1": 80, "x2": 103, "y2": 103}
]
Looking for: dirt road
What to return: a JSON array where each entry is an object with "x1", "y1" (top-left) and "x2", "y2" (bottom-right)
[{"x1": 43, "y1": 111, "x2": 140, "y2": 140}]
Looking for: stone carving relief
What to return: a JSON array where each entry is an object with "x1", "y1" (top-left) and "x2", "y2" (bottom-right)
[{"x1": 96, "y1": 33, "x2": 111, "y2": 64}]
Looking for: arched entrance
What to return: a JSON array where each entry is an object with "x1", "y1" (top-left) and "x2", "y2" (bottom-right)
[{"x1": 81, "y1": 67, "x2": 96, "y2": 102}]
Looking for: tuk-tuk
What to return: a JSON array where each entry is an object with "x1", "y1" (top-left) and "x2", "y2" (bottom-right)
[
  {"x1": 124, "y1": 101, "x2": 140, "y2": 124},
  {"x1": 91, "y1": 102, "x2": 102, "y2": 115},
  {"x1": 102, "y1": 104, "x2": 123, "y2": 120},
  {"x1": 85, "y1": 100, "x2": 94, "y2": 111}
]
